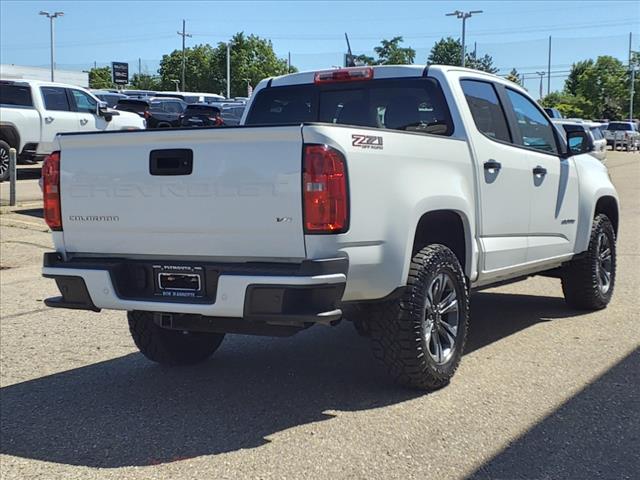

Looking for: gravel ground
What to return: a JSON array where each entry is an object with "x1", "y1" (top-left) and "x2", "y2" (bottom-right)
[{"x1": 0, "y1": 151, "x2": 638, "y2": 480}]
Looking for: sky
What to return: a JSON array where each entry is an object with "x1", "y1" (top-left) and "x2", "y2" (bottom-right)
[{"x1": 1, "y1": 0, "x2": 638, "y2": 96}]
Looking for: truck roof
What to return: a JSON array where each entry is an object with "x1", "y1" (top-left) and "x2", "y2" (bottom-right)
[
  {"x1": 262, "y1": 64, "x2": 526, "y2": 95},
  {"x1": 0, "y1": 77, "x2": 91, "y2": 90}
]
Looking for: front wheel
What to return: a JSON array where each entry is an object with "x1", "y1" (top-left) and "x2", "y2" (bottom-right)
[
  {"x1": 128, "y1": 311, "x2": 225, "y2": 366},
  {"x1": 561, "y1": 214, "x2": 616, "y2": 310},
  {"x1": 370, "y1": 244, "x2": 470, "y2": 390}
]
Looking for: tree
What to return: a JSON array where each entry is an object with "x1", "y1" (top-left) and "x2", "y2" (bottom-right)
[
  {"x1": 212, "y1": 33, "x2": 292, "y2": 97},
  {"x1": 505, "y1": 68, "x2": 520, "y2": 84},
  {"x1": 576, "y1": 56, "x2": 627, "y2": 119},
  {"x1": 157, "y1": 33, "x2": 292, "y2": 97},
  {"x1": 466, "y1": 52, "x2": 499, "y2": 74},
  {"x1": 354, "y1": 54, "x2": 376, "y2": 66},
  {"x1": 88, "y1": 67, "x2": 114, "y2": 89},
  {"x1": 129, "y1": 73, "x2": 161, "y2": 91},
  {"x1": 158, "y1": 43, "x2": 218, "y2": 92},
  {"x1": 564, "y1": 60, "x2": 593, "y2": 96},
  {"x1": 540, "y1": 91, "x2": 590, "y2": 118},
  {"x1": 427, "y1": 37, "x2": 462, "y2": 66},
  {"x1": 427, "y1": 37, "x2": 497, "y2": 73},
  {"x1": 373, "y1": 36, "x2": 415, "y2": 65}
]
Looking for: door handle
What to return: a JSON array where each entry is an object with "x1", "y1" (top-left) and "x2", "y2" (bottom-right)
[
  {"x1": 483, "y1": 159, "x2": 502, "y2": 171},
  {"x1": 533, "y1": 165, "x2": 547, "y2": 176},
  {"x1": 44, "y1": 116, "x2": 54, "y2": 123},
  {"x1": 79, "y1": 118, "x2": 89, "y2": 125}
]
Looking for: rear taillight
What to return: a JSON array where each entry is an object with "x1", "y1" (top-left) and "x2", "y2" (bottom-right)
[
  {"x1": 42, "y1": 151, "x2": 62, "y2": 231},
  {"x1": 314, "y1": 67, "x2": 373, "y2": 84},
  {"x1": 303, "y1": 145, "x2": 348, "y2": 233}
]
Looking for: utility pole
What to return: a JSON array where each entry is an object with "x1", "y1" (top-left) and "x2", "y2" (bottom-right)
[
  {"x1": 547, "y1": 36, "x2": 551, "y2": 96},
  {"x1": 138, "y1": 57, "x2": 141, "y2": 75},
  {"x1": 177, "y1": 19, "x2": 191, "y2": 92},
  {"x1": 288, "y1": 52, "x2": 291, "y2": 73},
  {"x1": 39, "y1": 11, "x2": 64, "y2": 81},
  {"x1": 226, "y1": 42, "x2": 231, "y2": 99},
  {"x1": 446, "y1": 9, "x2": 482, "y2": 68},
  {"x1": 536, "y1": 71, "x2": 545, "y2": 100}
]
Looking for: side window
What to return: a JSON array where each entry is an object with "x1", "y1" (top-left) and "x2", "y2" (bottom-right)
[
  {"x1": 164, "y1": 101, "x2": 183, "y2": 113},
  {"x1": 505, "y1": 89, "x2": 558, "y2": 154},
  {"x1": 41, "y1": 87, "x2": 71, "y2": 111},
  {"x1": 70, "y1": 89, "x2": 98, "y2": 114},
  {"x1": 460, "y1": 80, "x2": 511, "y2": 142}
]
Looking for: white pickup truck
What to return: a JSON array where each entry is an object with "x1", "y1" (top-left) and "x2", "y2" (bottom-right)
[
  {"x1": 0, "y1": 79, "x2": 145, "y2": 181},
  {"x1": 604, "y1": 121, "x2": 640, "y2": 151},
  {"x1": 41, "y1": 65, "x2": 619, "y2": 390}
]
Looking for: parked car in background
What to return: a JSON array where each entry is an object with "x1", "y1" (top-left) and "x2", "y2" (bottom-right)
[
  {"x1": 180, "y1": 104, "x2": 223, "y2": 127},
  {"x1": 122, "y1": 89, "x2": 156, "y2": 99},
  {"x1": 220, "y1": 105, "x2": 246, "y2": 126},
  {"x1": 0, "y1": 79, "x2": 144, "y2": 181},
  {"x1": 585, "y1": 121, "x2": 608, "y2": 161},
  {"x1": 604, "y1": 121, "x2": 639, "y2": 150},
  {"x1": 91, "y1": 90, "x2": 127, "y2": 107},
  {"x1": 553, "y1": 119, "x2": 607, "y2": 162},
  {"x1": 544, "y1": 107, "x2": 563, "y2": 119},
  {"x1": 154, "y1": 92, "x2": 225, "y2": 104},
  {"x1": 115, "y1": 97, "x2": 188, "y2": 128}
]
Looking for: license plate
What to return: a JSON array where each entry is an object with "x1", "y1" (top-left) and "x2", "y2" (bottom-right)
[{"x1": 153, "y1": 265, "x2": 204, "y2": 298}]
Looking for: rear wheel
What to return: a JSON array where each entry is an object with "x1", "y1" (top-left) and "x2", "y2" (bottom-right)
[
  {"x1": 0, "y1": 140, "x2": 11, "y2": 182},
  {"x1": 128, "y1": 311, "x2": 225, "y2": 365},
  {"x1": 370, "y1": 244, "x2": 470, "y2": 390},
  {"x1": 561, "y1": 214, "x2": 616, "y2": 310}
]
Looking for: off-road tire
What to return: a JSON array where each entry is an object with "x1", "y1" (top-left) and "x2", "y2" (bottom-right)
[
  {"x1": 561, "y1": 214, "x2": 616, "y2": 310},
  {"x1": 0, "y1": 140, "x2": 11, "y2": 182},
  {"x1": 128, "y1": 310, "x2": 225, "y2": 365},
  {"x1": 370, "y1": 244, "x2": 470, "y2": 390}
]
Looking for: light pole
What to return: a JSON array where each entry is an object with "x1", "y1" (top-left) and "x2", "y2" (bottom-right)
[
  {"x1": 39, "y1": 11, "x2": 64, "y2": 81},
  {"x1": 445, "y1": 10, "x2": 482, "y2": 68},
  {"x1": 226, "y1": 42, "x2": 231, "y2": 99}
]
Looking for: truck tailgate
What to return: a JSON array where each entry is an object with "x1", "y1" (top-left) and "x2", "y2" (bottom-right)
[{"x1": 58, "y1": 126, "x2": 306, "y2": 260}]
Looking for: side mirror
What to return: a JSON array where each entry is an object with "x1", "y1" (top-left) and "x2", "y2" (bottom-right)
[
  {"x1": 564, "y1": 127, "x2": 593, "y2": 157},
  {"x1": 97, "y1": 101, "x2": 113, "y2": 122}
]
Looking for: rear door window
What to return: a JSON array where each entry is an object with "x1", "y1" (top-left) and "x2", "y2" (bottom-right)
[
  {"x1": 41, "y1": 86, "x2": 71, "y2": 111},
  {"x1": 245, "y1": 78, "x2": 453, "y2": 136},
  {"x1": 0, "y1": 84, "x2": 33, "y2": 107},
  {"x1": 460, "y1": 80, "x2": 511, "y2": 142}
]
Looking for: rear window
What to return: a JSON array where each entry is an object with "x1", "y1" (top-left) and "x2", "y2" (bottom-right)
[
  {"x1": 245, "y1": 78, "x2": 453, "y2": 136},
  {"x1": 0, "y1": 83, "x2": 33, "y2": 107},
  {"x1": 590, "y1": 126, "x2": 603, "y2": 140},
  {"x1": 185, "y1": 105, "x2": 220, "y2": 115},
  {"x1": 607, "y1": 122, "x2": 633, "y2": 131}
]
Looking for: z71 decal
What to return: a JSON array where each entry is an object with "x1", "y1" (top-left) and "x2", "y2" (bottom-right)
[{"x1": 351, "y1": 134, "x2": 384, "y2": 150}]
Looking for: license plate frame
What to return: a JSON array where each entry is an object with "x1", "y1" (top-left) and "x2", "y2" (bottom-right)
[{"x1": 153, "y1": 264, "x2": 205, "y2": 299}]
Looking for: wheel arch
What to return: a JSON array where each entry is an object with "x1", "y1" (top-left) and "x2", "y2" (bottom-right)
[
  {"x1": 0, "y1": 124, "x2": 20, "y2": 150},
  {"x1": 410, "y1": 209, "x2": 473, "y2": 278},
  {"x1": 595, "y1": 196, "x2": 619, "y2": 235}
]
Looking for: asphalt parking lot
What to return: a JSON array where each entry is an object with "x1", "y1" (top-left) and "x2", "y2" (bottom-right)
[{"x1": 0, "y1": 151, "x2": 638, "y2": 480}]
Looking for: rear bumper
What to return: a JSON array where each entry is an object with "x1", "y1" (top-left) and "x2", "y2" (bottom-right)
[{"x1": 42, "y1": 253, "x2": 347, "y2": 324}]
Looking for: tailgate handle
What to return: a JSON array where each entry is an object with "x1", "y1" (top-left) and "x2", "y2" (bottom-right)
[{"x1": 149, "y1": 149, "x2": 193, "y2": 176}]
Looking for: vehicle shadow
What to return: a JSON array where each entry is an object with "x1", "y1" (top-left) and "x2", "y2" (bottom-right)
[
  {"x1": 469, "y1": 347, "x2": 640, "y2": 480},
  {"x1": 0, "y1": 290, "x2": 588, "y2": 468}
]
